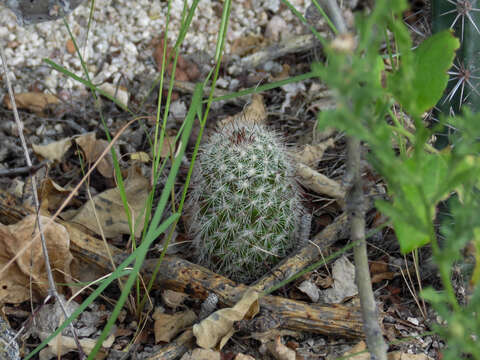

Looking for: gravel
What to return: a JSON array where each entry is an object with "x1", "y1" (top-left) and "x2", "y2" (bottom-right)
[{"x1": 0, "y1": 0, "x2": 307, "y2": 98}]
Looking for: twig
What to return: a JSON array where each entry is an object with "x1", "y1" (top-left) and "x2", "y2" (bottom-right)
[
  {"x1": 0, "y1": 161, "x2": 48, "y2": 178},
  {"x1": 0, "y1": 43, "x2": 86, "y2": 359}
]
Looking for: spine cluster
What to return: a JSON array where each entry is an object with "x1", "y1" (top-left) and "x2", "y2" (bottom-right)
[{"x1": 187, "y1": 122, "x2": 304, "y2": 283}]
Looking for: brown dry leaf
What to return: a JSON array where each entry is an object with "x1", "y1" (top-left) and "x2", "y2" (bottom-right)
[
  {"x1": 343, "y1": 342, "x2": 432, "y2": 360},
  {"x1": 218, "y1": 94, "x2": 266, "y2": 128},
  {"x1": 162, "y1": 289, "x2": 189, "y2": 309},
  {"x1": 66, "y1": 168, "x2": 150, "y2": 238},
  {"x1": 180, "y1": 348, "x2": 221, "y2": 360},
  {"x1": 388, "y1": 352, "x2": 433, "y2": 360},
  {"x1": 231, "y1": 34, "x2": 268, "y2": 56},
  {"x1": 32, "y1": 138, "x2": 72, "y2": 162},
  {"x1": 152, "y1": 308, "x2": 197, "y2": 343},
  {"x1": 342, "y1": 341, "x2": 369, "y2": 360},
  {"x1": 40, "y1": 178, "x2": 76, "y2": 212},
  {"x1": 193, "y1": 288, "x2": 259, "y2": 350},
  {"x1": 293, "y1": 138, "x2": 335, "y2": 166},
  {"x1": 3, "y1": 92, "x2": 60, "y2": 115},
  {"x1": 0, "y1": 215, "x2": 73, "y2": 304},
  {"x1": 234, "y1": 354, "x2": 256, "y2": 360},
  {"x1": 266, "y1": 336, "x2": 296, "y2": 360},
  {"x1": 158, "y1": 136, "x2": 177, "y2": 159},
  {"x1": 74, "y1": 132, "x2": 114, "y2": 178},
  {"x1": 38, "y1": 331, "x2": 114, "y2": 360}
]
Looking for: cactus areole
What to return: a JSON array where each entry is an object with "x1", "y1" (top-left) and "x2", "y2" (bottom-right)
[{"x1": 187, "y1": 122, "x2": 305, "y2": 283}]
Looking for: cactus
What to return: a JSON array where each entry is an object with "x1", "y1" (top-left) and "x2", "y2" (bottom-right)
[
  {"x1": 430, "y1": 0, "x2": 480, "y2": 114},
  {"x1": 186, "y1": 121, "x2": 305, "y2": 283}
]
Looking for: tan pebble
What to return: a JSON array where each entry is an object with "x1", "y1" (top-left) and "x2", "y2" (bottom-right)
[{"x1": 66, "y1": 39, "x2": 75, "y2": 54}]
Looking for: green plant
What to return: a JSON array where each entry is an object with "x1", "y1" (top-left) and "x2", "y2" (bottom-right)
[{"x1": 187, "y1": 121, "x2": 305, "y2": 283}]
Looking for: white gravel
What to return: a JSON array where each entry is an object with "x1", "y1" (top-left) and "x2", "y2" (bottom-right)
[{"x1": 0, "y1": 0, "x2": 306, "y2": 97}]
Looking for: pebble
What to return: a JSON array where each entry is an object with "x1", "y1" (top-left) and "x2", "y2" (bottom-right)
[{"x1": 0, "y1": 0, "x2": 307, "y2": 97}]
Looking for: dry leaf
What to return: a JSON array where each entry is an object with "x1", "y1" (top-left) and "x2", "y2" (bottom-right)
[
  {"x1": 130, "y1": 152, "x2": 150, "y2": 163},
  {"x1": 153, "y1": 308, "x2": 197, "y2": 343},
  {"x1": 180, "y1": 348, "x2": 221, "y2": 360},
  {"x1": 38, "y1": 331, "x2": 114, "y2": 360},
  {"x1": 218, "y1": 94, "x2": 266, "y2": 127},
  {"x1": 40, "y1": 178, "x2": 76, "y2": 212},
  {"x1": 343, "y1": 341, "x2": 369, "y2": 360},
  {"x1": 297, "y1": 279, "x2": 320, "y2": 302},
  {"x1": 234, "y1": 354, "x2": 256, "y2": 360},
  {"x1": 193, "y1": 288, "x2": 259, "y2": 350},
  {"x1": 98, "y1": 82, "x2": 129, "y2": 108},
  {"x1": 74, "y1": 132, "x2": 114, "y2": 178},
  {"x1": 158, "y1": 136, "x2": 177, "y2": 159},
  {"x1": 4, "y1": 92, "x2": 60, "y2": 115},
  {"x1": 266, "y1": 336, "x2": 296, "y2": 360},
  {"x1": 66, "y1": 168, "x2": 150, "y2": 238},
  {"x1": 32, "y1": 138, "x2": 72, "y2": 162},
  {"x1": 293, "y1": 139, "x2": 335, "y2": 166},
  {"x1": 343, "y1": 342, "x2": 433, "y2": 360},
  {"x1": 319, "y1": 256, "x2": 358, "y2": 304},
  {"x1": 162, "y1": 289, "x2": 189, "y2": 309},
  {"x1": 0, "y1": 215, "x2": 73, "y2": 304},
  {"x1": 388, "y1": 352, "x2": 433, "y2": 360}
]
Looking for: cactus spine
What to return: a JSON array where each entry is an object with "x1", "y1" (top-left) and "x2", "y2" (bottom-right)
[
  {"x1": 431, "y1": 0, "x2": 480, "y2": 113},
  {"x1": 187, "y1": 121, "x2": 304, "y2": 283}
]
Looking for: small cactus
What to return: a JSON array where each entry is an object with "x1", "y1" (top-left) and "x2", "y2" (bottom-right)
[{"x1": 186, "y1": 121, "x2": 305, "y2": 283}]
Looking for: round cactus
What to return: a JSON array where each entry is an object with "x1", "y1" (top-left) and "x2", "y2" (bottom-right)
[{"x1": 186, "y1": 121, "x2": 305, "y2": 283}]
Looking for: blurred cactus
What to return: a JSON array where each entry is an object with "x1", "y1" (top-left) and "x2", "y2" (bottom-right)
[
  {"x1": 431, "y1": 0, "x2": 480, "y2": 114},
  {"x1": 186, "y1": 121, "x2": 305, "y2": 283}
]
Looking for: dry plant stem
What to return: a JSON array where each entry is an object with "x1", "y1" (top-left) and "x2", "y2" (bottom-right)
[
  {"x1": 0, "y1": 193, "x2": 363, "y2": 338},
  {"x1": 147, "y1": 329, "x2": 195, "y2": 360},
  {"x1": 233, "y1": 33, "x2": 326, "y2": 74},
  {"x1": 347, "y1": 137, "x2": 387, "y2": 359},
  {"x1": 142, "y1": 256, "x2": 363, "y2": 338},
  {"x1": 319, "y1": 0, "x2": 388, "y2": 358},
  {"x1": 253, "y1": 212, "x2": 350, "y2": 291},
  {"x1": 0, "y1": 43, "x2": 86, "y2": 359},
  {"x1": 295, "y1": 162, "x2": 346, "y2": 205}
]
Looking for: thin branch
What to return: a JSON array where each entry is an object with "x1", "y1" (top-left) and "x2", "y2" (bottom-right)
[
  {"x1": 317, "y1": 0, "x2": 389, "y2": 359},
  {"x1": 0, "y1": 44, "x2": 86, "y2": 359}
]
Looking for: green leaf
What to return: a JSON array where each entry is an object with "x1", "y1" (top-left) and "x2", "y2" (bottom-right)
[{"x1": 388, "y1": 30, "x2": 459, "y2": 117}]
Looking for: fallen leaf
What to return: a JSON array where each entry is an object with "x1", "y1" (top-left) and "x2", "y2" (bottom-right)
[
  {"x1": 162, "y1": 289, "x2": 189, "y2": 309},
  {"x1": 158, "y1": 136, "x2": 177, "y2": 159},
  {"x1": 319, "y1": 256, "x2": 358, "y2": 303},
  {"x1": 0, "y1": 215, "x2": 73, "y2": 304},
  {"x1": 342, "y1": 341, "x2": 369, "y2": 360},
  {"x1": 65, "y1": 168, "x2": 150, "y2": 238},
  {"x1": 193, "y1": 288, "x2": 259, "y2": 350},
  {"x1": 40, "y1": 178, "x2": 77, "y2": 212},
  {"x1": 180, "y1": 348, "x2": 221, "y2": 360},
  {"x1": 98, "y1": 82, "x2": 129, "y2": 109},
  {"x1": 153, "y1": 308, "x2": 197, "y2": 343},
  {"x1": 297, "y1": 279, "x2": 320, "y2": 302},
  {"x1": 38, "y1": 331, "x2": 114, "y2": 360},
  {"x1": 234, "y1": 354, "x2": 256, "y2": 360},
  {"x1": 74, "y1": 132, "x2": 114, "y2": 178},
  {"x1": 388, "y1": 351, "x2": 433, "y2": 360},
  {"x1": 3, "y1": 92, "x2": 60, "y2": 115},
  {"x1": 130, "y1": 152, "x2": 150, "y2": 163},
  {"x1": 32, "y1": 138, "x2": 72, "y2": 162},
  {"x1": 218, "y1": 94, "x2": 266, "y2": 128},
  {"x1": 266, "y1": 336, "x2": 296, "y2": 360}
]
